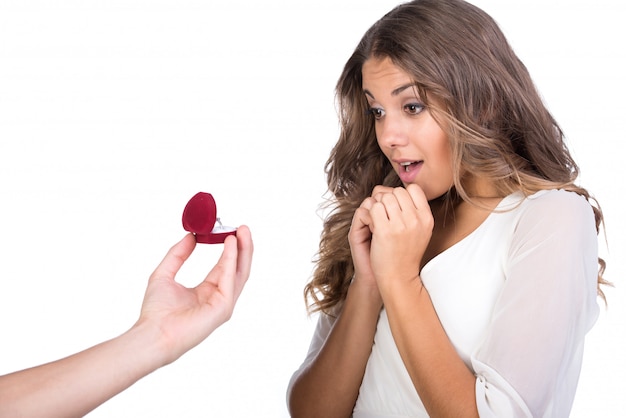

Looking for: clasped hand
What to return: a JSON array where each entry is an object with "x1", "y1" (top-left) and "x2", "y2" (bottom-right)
[{"x1": 349, "y1": 185, "x2": 433, "y2": 293}]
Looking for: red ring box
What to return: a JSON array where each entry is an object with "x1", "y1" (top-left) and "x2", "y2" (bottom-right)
[{"x1": 182, "y1": 192, "x2": 237, "y2": 244}]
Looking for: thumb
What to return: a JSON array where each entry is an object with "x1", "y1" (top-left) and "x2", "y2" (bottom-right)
[{"x1": 150, "y1": 234, "x2": 197, "y2": 282}]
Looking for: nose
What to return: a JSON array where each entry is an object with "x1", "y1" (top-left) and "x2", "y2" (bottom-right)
[{"x1": 376, "y1": 115, "x2": 409, "y2": 149}]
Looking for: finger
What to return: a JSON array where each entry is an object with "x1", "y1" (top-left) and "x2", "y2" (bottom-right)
[
  {"x1": 200, "y1": 225, "x2": 253, "y2": 301},
  {"x1": 371, "y1": 185, "x2": 395, "y2": 198},
  {"x1": 369, "y1": 200, "x2": 391, "y2": 225},
  {"x1": 391, "y1": 187, "x2": 420, "y2": 215},
  {"x1": 203, "y1": 230, "x2": 239, "y2": 290},
  {"x1": 351, "y1": 198, "x2": 376, "y2": 231},
  {"x1": 233, "y1": 225, "x2": 254, "y2": 297},
  {"x1": 405, "y1": 184, "x2": 435, "y2": 231},
  {"x1": 150, "y1": 233, "x2": 197, "y2": 282},
  {"x1": 371, "y1": 185, "x2": 395, "y2": 202},
  {"x1": 379, "y1": 191, "x2": 404, "y2": 221},
  {"x1": 405, "y1": 184, "x2": 429, "y2": 209},
  {"x1": 361, "y1": 196, "x2": 376, "y2": 211}
]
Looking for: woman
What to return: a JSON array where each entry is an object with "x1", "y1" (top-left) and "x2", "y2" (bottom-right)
[{"x1": 287, "y1": 0, "x2": 607, "y2": 416}]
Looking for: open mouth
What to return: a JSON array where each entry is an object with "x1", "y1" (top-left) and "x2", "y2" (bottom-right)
[{"x1": 400, "y1": 161, "x2": 422, "y2": 172}]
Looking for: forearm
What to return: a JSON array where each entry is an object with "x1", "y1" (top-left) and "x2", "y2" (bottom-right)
[
  {"x1": 288, "y1": 281, "x2": 382, "y2": 418},
  {"x1": 383, "y1": 280, "x2": 478, "y2": 418},
  {"x1": 0, "y1": 321, "x2": 166, "y2": 418}
]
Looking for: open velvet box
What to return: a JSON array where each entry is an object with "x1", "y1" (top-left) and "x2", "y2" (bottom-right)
[{"x1": 182, "y1": 192, "x2": 237, "y2": 244}]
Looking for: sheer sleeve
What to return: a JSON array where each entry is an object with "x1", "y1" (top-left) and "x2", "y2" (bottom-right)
[
  {"x1": 286, "y1": 309, "x2": 338, "y2": 400},
  {"x1": 472, "y1": 190, "x2": 600, "y2": 417}
]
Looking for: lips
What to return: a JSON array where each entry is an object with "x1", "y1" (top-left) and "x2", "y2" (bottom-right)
[{"x1": 396, "y1": 160, "x2": 423, "y2": 183}]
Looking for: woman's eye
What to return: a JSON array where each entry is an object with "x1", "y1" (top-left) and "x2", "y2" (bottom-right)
[
  {"x1": 367, "y1": 107, "x2": 385, "y2": 120},
  {"x1": 404, "y1": 103, "x2": 424, "y2": 115}
]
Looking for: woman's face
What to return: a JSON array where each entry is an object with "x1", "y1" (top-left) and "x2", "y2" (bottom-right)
[{"x1": 362, "y1": 56, "x2": 454, "y2": 200}]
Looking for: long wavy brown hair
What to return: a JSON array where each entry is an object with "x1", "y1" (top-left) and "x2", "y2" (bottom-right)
[{"x1": 305, "y1": 0, "x2": 608, "y2": 314}]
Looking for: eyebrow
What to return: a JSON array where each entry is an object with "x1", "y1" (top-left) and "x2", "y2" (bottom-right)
[{"x1": 363, "y1": 83, "x2": 418, "y2": 99}]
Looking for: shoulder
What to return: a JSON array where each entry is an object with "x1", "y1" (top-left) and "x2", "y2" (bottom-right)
[
  {"x1": 525, "y1": 188, "x2": 590, "y2": 208},
  {"x1": 521, "y1": 189, "x2": 593, "y2": 221},
  {"x1": 510, "y1": 189, "x2": 596, "y2": 241}
]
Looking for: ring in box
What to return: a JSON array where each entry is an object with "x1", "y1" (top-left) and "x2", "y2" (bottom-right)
[{"x1": 182, "y1": 192, "x2": 237, "y2": 244}]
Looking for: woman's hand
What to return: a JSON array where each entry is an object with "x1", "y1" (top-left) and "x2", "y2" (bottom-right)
[
  {"x1": 368, "y1": 185, "x2": 433, "y2": 290},
  {"x1": 349, "y1": 186, "x2": 397, "y2": 290},
  {"x1": 136, "y1": 225, "x2": 254, "y2": 366}
]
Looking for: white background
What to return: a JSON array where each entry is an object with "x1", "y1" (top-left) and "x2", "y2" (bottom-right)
[{"x1": 1, "y1": 0, "x2": 624, "y2": 416}]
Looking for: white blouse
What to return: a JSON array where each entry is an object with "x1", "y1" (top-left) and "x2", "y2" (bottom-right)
[{"x1": 289, "y1": 189, "x2": 600, "y2": 417}]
